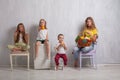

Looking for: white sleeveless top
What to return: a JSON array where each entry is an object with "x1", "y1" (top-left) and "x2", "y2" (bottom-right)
[
  {"x1": 36, "y1": 29, "x2": 48, "y2": 40},
  {"x1": 19, "y1": 34, "x2": 23, "y2": 42},
  {"x1": 56, "y1": 42, "x2": 67, "y2": 54}
]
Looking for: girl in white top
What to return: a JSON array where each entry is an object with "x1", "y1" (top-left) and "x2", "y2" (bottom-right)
[{"x1": 35, "y1": 19, "x2": 50, "y2": 59}]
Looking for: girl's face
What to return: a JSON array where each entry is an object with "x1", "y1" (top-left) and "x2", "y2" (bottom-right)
[
  {"x1": 19, "y1": 25, "x2": 24, "y2": 32},
  {"x1": 40, "y1": 20, "x2": 45, "y2": 27},
  {"x1": 86, "y1": 19, "x2": 92, "y2": 27},
  {"x1": 58, "y1": 35, "x2": 64, "y2": 42}
]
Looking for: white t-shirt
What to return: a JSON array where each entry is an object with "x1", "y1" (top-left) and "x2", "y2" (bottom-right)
[
  {"x1": 36, "y1": 29, "x2": 48, "y2": 40},
  {"x1": 56, "y1": 42, "x2": 67, "y2": 54}
]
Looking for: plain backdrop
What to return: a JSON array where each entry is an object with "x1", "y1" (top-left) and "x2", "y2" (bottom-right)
[{"x1": 0, "y1": 0, "x2": 120, "y2": 66}]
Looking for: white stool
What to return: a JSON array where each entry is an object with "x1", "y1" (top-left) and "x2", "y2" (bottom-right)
[
  {"x1": 10, "y1": 51, "x2": 30, "y2": 70},
  {"x1": 34, "y1": 44, "x2": 51, "y2": 69}
]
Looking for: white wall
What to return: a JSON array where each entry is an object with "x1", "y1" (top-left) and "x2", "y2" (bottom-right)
[{"x1": 0, "y1": 0, "x2": 120, "y2": 66}]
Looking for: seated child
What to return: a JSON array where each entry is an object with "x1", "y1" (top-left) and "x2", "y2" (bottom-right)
[
  {"x1": 54, "y1": 34, "x2": 68, "y2": 70},
  {"x1": 8, "y1": 23, "x2": 30, "y2": 51},
  {"x1": 35, "y1": 19, "x2": 50, "y2": 59},
  {"x1": 8, "y1": 42, "x2": 30, "y2": 51}
]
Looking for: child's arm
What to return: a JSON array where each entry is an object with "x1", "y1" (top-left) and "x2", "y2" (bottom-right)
[
  {"x1": 25, "y1": 33, "x2": 29, "y2": 44},
  {"x1": 45, "y1": 30, "x2": 49, "y2": 41},
  {"x1": 75, "y1": 35, "x2": 80, "y2": 43},
  {"x1": 38, "y1": 26, "x2": 41, "y2": 31},
  {"x1": 63, "y1": 42, "x2": 67, "y2": 50},
  {"x1": 56, "y1": 42, "x2": 67, "y2": 50},
  {"x1": 46, "y1": 32, "x2": 49, "y2": 41},
  {"x1": 92, "y1": 34, "x2": 98, "y2": 42},
  {"x1": 14, "y1": 31, "x2": 18, "y2": 43},
  {"x1": 56, "y1": 45, "x2": 59, "y2": 51},
  {"x1": 56, "y1": 43, "x2": 61, "y2": 51}
]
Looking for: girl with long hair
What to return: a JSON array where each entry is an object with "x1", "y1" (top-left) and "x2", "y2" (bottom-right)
[
  {"x1": 73, "y1": 17, "x2": 98, "y2": 67},
  {"x1": 35, "y1": 19, "x2": 50, "y2": 59},
  {"x1": 8, "y1": 23, "x2": 30, "y2": 51}
]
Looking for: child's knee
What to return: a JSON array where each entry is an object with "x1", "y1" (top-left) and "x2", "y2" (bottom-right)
[
  {"x1": 73, "y1": 47, "x2": 79, "y2": 52},
  {"x1": 36, "y1": 41, "x2": 41, "y2": 46},
  {"x1": 55, "y1": 56, "x2": 59, "y2": 61}
]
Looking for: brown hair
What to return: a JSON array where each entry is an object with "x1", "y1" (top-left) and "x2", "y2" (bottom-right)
[
  {"x1": 39, "y1": 19, "x2": 47, "y2": 29},
  {"x1": 85, "y1": 17, "x2": 96, "y2": 30},
  {"x1": 58, "y1": 34, "x2": 64, "y2": 39},
  {"x1": 15, "y1": 23, "x2": 27, "y2": 44}
]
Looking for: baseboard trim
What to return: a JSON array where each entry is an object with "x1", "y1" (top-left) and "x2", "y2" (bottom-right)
[
  {"x1": 0, "y1": 64, "x2": 120, "y2": 67},
  {"x1": 97, "y1": 64, "x2": 120, "y2": 67}
]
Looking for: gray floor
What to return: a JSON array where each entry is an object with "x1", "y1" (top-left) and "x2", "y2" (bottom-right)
[{"x1": 0, "y1": 65, "x2": 120, "y2": 80}]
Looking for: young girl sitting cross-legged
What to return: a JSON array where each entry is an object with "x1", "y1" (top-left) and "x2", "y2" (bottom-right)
[{"x1": 8, "y1": 23, "x2": 30, "y2": 51}]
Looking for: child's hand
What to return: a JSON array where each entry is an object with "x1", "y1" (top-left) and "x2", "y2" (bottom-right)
[
  {"x1": 38, "y1": 27, "x2": 41, "y2": 31},
  {"x1": 61, "y1": 41, "x2": 64, "y2": 44},
  {"x1": 92, "y1": 34, "x2": 97, "y2": 42},
  {"x1": 14, "y1": 31, "x2": 18, "y2": 37},
  {"x1": 60, "y1": 41, "x2": 65, "y2": 46},
  {"x1": 59, "y1": 43, "x2": 63, "y2": 46}
]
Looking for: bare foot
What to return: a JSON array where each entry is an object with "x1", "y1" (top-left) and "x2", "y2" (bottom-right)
[
  {"x1": 12, "y1": 49, "x2": 17, "y2": 52},
  {"x1": 64, "y1": 65, "x2": 67, "y2": 67},
  {"x1": 35, "y1": 53, "x2": 38, "y2": 58},
  {"x1": 47, "y1": 56, "x2": 50, "y2": 60},
  {"x1": 74, "y1": 64, "x2": 78, "y2": 68},
  {"x1": 47, "y1": 53, "x2": 50, "y2": 59},
  {"x1": 55, "y1": 65, "x2": 58, "y2": 71},
  {"x1": 12, "y1": 48, "x2": 20, "y2": 52}
]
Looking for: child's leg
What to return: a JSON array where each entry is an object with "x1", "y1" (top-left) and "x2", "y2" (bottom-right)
[
  {"x1": 74, "y1": 59, "x2": 79, "y2": 67},
  {"x1": 55, "y1": 53, "x2": 60, "y2": 70},
  {"x1": 73, "y1": 47, "x2": 80, "y2": 67},
  {"x1": 44, "y1": 40, "x2": 50, "y2": 59},
  {"x1": 20, "y1": 43, "x2": 30, "y2": 51},
  {"x1": 8, "y1": 45, "x2": 16, "y2": 50},
  {"x1": 61, "y1": 54, "x2": 67, "y2": 66},
  {"x1": 20, "y1": 42, "x2": 30, "y2": 51},
  {"x1": 8, "y1": 45, "x2": 21, "y2": 51},
  {"x1": 35, "y1": 41, "x2": 41, "y2": 58}
]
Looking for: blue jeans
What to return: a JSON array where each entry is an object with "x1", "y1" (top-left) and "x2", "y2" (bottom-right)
[{"x1": 73, "y1": 43, "x2": 94, "y2": 60}]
